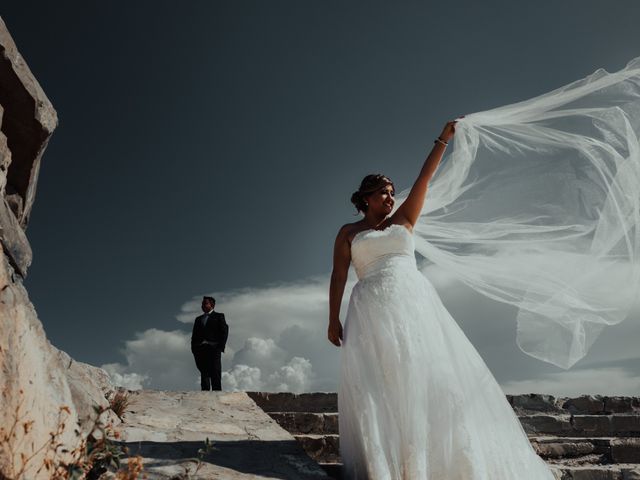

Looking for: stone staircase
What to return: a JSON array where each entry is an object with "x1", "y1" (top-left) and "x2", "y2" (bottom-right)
[{"x1": 247, "y1": 392, "x2": 640, "y2": 479}]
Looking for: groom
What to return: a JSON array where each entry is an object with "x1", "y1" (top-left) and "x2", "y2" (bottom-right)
[{"x1": 191, "y1": 296, "x2": 229, "y2": 391}]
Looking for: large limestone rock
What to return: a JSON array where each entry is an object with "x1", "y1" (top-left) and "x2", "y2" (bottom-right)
[
  {"x1": 0, "y1": 105, "x2": 31, "y2": 277},
  {"x1": 0, "y1": 249, "x2": 114, "y2": 479},
  {"x1": 0, "y1": 15, "x2": 57, "y2": 276},
  {"x1": 0, "y1": 16, "x2": 57, "y2": 229},
  {"x1": 53, "y1": 349, "x2": 113, "y2": 425},
  {"x1": 0, "y1": 248, "x2": 80, "y2": 477},
  {"x1": 0, "y1": 17, "x2": 112, "y2": 479}
]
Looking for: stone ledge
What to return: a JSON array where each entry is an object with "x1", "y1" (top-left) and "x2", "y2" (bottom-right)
[
  {"x1": 269, "y1": 412, "x2": 339, "y2": 435},
  {"x1": 248, "y1": 392, "x2": 640, "y2": 415},
  {"x1": 0, "y1": 15, "x2": 57, "y2": 227},
  {"x1": 248, "y1": 392, "x2": 339, "y2": 413},
  {"x1": 531, "y1": 437, "x2": 640, "y2": 463},
  {"x1": 318, "y1": 462, "x2": 640, "y2": 480},
  {"x1": 267, "y1": 410, "x2": 640, "y2": 438},
  {"x1": 522, "y1": 415, "x2": 640, "y2": 437},
  {"x1": 294, "y1": 434, "x2": 341, "y2": 465}
]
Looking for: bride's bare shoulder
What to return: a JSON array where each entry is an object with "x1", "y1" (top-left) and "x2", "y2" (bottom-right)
[{"x1": 338, "y1": 222, "x2": 366, "y2": 243}]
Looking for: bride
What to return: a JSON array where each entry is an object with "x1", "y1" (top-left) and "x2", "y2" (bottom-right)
[
  {"x1": 327, "y1": 121, "x2": 557, "y2": 479},
  {"x1": 326, "y1": 55, "x2": 640, "y2": 479}
]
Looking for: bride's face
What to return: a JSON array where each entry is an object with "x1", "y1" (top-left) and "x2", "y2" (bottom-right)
[{"x1": 367, "y1": 185, "x2": 395, "y2": 215}]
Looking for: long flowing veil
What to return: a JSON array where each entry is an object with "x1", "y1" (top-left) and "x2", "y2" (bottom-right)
[{"x1": 402, "y1": 56, "x2": 640, "y2": 369}]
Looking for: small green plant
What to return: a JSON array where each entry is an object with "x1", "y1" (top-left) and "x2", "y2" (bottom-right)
[
  {"x1": 169, "y1": 437, "x2": 216, "y2": 480},
  {"x1": 82, "y1": 405, "x2": 128, "y2": 479}
]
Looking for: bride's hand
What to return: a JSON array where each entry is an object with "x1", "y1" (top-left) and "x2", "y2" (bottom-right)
[
  {"x1": 439, "y1": 118, "x2": 461, "y2": 143},
  {"x1": 328, "y1": 320, "x2": 343, "y2": 347}
]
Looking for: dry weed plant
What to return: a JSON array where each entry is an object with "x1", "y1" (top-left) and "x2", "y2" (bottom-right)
[
  {"x1": 0, "y1": 388, "x2": 145, "y2": 480},
  {"x1": 115, "y1": 456, "x2": 144, "y2": 480},
  {"x1": 108, "y1": 390, "x2": 130, "y2": 420}
]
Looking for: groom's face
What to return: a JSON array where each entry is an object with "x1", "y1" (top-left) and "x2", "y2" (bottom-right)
[{"x1": 202, "y1": 299, "x2": 214, "y2": 313}]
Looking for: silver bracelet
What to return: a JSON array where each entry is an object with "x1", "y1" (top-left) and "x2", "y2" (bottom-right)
[{"x1": 434, "y1": 137, "x2": 448, "y2": 146}]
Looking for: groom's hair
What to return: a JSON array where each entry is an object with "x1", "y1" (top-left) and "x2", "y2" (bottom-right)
[{"x1": 203, "y1": 296, "x2": 216, "y2": 305}]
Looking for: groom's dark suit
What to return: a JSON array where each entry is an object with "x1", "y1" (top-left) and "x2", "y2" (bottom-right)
[{"x1": 191, "y1": 311, "x2": 229, "y2": 391}]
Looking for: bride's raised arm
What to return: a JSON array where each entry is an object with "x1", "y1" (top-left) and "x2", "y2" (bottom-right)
[{"x1": 393, "y1": 120, "x2": 458, "y2": 227}]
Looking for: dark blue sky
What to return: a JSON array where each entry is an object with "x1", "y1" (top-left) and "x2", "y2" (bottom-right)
[{"x1": 2, "y1": 1, "x2": 639, "y2": 369}]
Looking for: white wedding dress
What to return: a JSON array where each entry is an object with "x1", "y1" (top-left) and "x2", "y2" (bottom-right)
[{"x1": 338, "y1": 223, "x2": 556, "y2": 480}]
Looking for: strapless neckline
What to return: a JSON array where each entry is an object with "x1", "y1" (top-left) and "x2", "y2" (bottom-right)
[{"x1": 351, "y1": 223, "x2": 411, "y2": 246}]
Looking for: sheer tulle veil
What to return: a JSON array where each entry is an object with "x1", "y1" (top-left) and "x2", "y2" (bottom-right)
[{"x1": 399, "y1": 56, "x2": 640, "y2": 369}]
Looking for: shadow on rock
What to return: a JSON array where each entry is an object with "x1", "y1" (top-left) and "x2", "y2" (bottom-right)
[{"x1": 121, "y1": 439, "x2": 328, "y2": 479}]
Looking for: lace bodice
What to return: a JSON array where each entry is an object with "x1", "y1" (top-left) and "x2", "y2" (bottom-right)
[{"x1": 350, "y1": 224, "x2": 417, "y2": 280}]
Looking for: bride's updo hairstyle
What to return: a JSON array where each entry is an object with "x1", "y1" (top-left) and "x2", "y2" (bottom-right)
[{"x1": 351, "y1": 174, "x2": 395, "y2": 214}]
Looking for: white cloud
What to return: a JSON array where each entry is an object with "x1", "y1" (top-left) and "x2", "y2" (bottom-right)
[
  {"x1": 175, "y1": 275, "x2": 347, "y2": 342},
  {"x1": 101, "y1": 329, "x2": 198, "y2": 390},
  {"x1": 232, "y1": 337, "x2": 288, "y2": 372},
  {"x1": 101, "y1": 363, "x2": 148, "y2": 390},
  {"x1": 104, "y1": 264, "x2": 640, "y2": 396},
  {"x1": 222, "y1": 364, "x2": 262, "y2": 391},
  {"x1": 221, "y1": 337, "x2": 316, "y2": 393},
  {"x1": 266, "y1": 357, "x2": 314, "y2": 393},
  {"x1": 222, "y1": 356, "x2": 316, "y2": 393}
]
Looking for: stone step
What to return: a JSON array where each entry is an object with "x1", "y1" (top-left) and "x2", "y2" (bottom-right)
[
  {"x1": 264, "y1": 409, "x2": 640, "y2": 438},
  {"x1": 294, "y1": 434, "x2": 640, "y2": 465},
  {"x1": 531, "y1": 437, "x2": 609, "y2": 461},
  {"x1": 530, "y1": 437, "x2": 640, "y2": 463},
  {"x1": 248, "y1": 392, "x2": 640, "y2": 415},
  {"x1": 553, "y1": 464, "x2": 640, "y2": 479},
  {"x1": 522, "y1": 414, "x2": 640, "y2": 437},
  {"x1": 248, "y1": 392, "x2": 338, "y2": 413},
  {"x1": 294, "y1": 434, "x2": 341, "y2": 464},
  {"x1": 268, "y1": 412, "x2": 339, "y2": 435},
  {"x1": 318, "y1": 462, "x2": 640, "y2": 480}
]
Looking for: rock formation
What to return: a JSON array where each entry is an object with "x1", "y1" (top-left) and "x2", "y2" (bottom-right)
[{"x1": 0, "y1": 16, "x2": 112, "y2": 479}]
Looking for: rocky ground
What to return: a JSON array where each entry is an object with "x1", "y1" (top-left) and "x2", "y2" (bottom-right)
[{"x1": 112, "y1": 390, "x2": 329, "y2": 479}]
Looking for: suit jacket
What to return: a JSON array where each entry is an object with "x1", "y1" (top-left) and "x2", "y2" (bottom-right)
[{"x1": 191, "y1": 311, "x2": 229, "y2": 354}]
